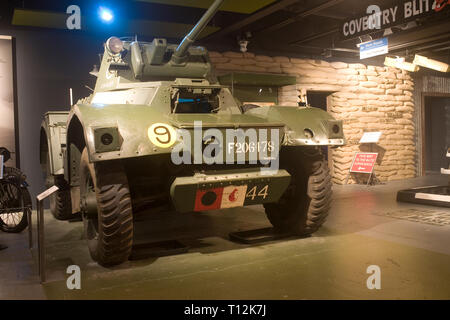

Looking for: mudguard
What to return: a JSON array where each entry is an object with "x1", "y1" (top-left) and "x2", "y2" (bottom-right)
[
  {"x1": 246, "y1": 106, "x2": 345, "y2": 146},
  {"x1": 40, "y1": 111, "x2": 69, "y2": 176},
  {"x1": 67, "y1": 104, "x2": 173, "y2": 162}
]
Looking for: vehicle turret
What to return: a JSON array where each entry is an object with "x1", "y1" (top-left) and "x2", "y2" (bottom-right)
[{"x1": 94, "y1": 0, "x2": 224, "y2": 92}]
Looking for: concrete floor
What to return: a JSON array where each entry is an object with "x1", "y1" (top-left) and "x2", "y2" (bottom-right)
[{"x1": 1, "y1": 175, "x2": 450, "y2": 300}]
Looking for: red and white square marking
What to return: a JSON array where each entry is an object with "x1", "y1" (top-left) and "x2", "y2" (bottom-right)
[
  {"x1": 194, "y1": 185, "x2": 248, "y2": 211},
  {"x1": 220, "y1": 185, "x2": 247, "y2": 209}
]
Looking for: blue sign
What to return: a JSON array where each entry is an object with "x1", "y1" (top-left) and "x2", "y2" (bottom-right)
[{"x1": 360, "y1": 37, "x2": 388, "y2": 59}]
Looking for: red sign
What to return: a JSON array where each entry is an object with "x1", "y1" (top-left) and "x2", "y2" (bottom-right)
[{"x1": 350, "y1": 152, "x2": 378, "y2": 174}]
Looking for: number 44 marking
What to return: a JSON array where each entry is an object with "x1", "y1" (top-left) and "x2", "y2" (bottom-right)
[{"x1": 246, "y1": 185, "x2": 269, "y2": 201}]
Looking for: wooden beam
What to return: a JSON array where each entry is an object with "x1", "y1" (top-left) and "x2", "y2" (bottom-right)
[
  {"x1": 260, "y1": 0, "x2": 345, "y2": 33},
  {"x1": 204, "y1": 0, "x2": 299, "y2": 40},
  {"x1": 11, "y1": 9, "x2": 220, "y2": 39},
  {"x1": 289, "y1": 28, "x2": 339, "y2": 45},
  {"x1": 134, "y1": 0, "x2": 276, "y2": 14}
]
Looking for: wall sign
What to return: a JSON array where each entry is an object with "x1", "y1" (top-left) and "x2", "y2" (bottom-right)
[
  {"x1": 342, "y1": 0, "x2": 450, "y2": 40},
  {"x1": 350, "y1": 152, "x2": 378, "y2": 174},
  {"x1": 360, "y1": 38, "x2": 389, "y2": 59}
]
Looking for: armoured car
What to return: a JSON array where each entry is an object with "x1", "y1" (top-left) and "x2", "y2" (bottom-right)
[{"x1": 40, "y1": 0, "x2": 345, "y2": 266}]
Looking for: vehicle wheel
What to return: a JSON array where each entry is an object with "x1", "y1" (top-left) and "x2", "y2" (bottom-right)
[
  {"x1": 79, "y1": 148, "x2": 133, "y2": 266},
  {"x1": 49, "y1": 178, "x2": 73, "y2": 220},
  {"x1": 42, "y1": 148, "x2": 73, "y2": 220},
  {"x1": 264, "y1": 148, "x2": 332, "y2": 236},
  {"x1": 0, "y1": 178, "x2": 30, "y2": 233}
]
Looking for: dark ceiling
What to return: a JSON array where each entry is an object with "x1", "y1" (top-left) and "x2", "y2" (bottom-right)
[{"x1": 2, "y1": 0, "x2": 450, "y2": 63}]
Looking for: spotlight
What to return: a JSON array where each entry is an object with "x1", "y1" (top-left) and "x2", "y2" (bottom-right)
[
  {"x1": 384, "y1": 56, "x2": 419, "y2": 72},
  {"x1": 99, "y1": 7, "x2": 114, "y2": 23},
  {"x1": 413, "y1": 54, "x2": 449, "y2": 72}
]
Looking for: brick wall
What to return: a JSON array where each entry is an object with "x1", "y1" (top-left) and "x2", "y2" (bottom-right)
[{"x1": 209, "y1": 51, "x2": 416, "y2": 184}]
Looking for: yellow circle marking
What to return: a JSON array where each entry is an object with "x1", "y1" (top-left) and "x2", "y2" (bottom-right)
[{"x1": 147, "y1": 123, "x2": 177, "y2": 148}]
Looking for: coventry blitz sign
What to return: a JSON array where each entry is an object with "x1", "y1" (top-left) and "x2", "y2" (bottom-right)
[{"x1": 342, "y1": 0, "x2": 450, "y2": 39}]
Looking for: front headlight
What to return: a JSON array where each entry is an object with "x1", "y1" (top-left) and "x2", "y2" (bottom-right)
[
  {"x1": 106, "y1": 37, "x2": 124, "y2": 55},
  {"x1": 327, "y1": 120, "x2": 343, "y2": 139},
  {"x1": 94, "y1": 127, "x2": 123, "y2": 153}
]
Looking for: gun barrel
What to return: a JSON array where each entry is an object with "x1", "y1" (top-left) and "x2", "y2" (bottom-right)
[{"x1": 171, "y1": 0, "x2": 224, "y2": 64}]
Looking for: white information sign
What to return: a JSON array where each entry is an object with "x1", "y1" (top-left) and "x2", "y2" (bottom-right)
[
  {"x1": 37, "y1": 185, "x2": 60, "y2": 202},
  {"x1": 359, "y1": 132, "x2": 382, "y2": 144}
]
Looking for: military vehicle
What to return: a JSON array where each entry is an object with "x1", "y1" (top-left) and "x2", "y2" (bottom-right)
[{"x1": 40, "y1": 0, "x2": 345, "y2": 266}]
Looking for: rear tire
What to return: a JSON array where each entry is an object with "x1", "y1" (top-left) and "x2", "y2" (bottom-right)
[
  {"x1": 49, "y1": 178, "x2": 73, "y2": 220},
  {"x1": 79, "y1": 148, "x2": 133, "y2": 266},
  {"x1": 42, "y1": 148, "x2": 73, "y2": 220},
  {"x1": 264, "y1": 148, "x2": 332, "y2": 235}
]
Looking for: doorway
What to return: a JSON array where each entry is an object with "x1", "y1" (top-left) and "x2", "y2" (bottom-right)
[
  {"x1": 307, "y1": 91, "x2": 335, "y2": 162},
  {"x1": 423, "y1": 95, "x2": 450, "y2": 174},
  {"x1": 307, "y1": 91, "x2": 333, "y2": 112}
]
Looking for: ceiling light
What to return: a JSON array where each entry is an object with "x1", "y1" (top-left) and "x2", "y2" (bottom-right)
[
  {"x1": 99, "y1": 7, "x2": 114, "y2": 23},
  {"x1": 413, "y1": 54, "x2": 449, "y2": 72},
  {"x1": 384, "y1": 56, "x2": 419, "y2": 72}
]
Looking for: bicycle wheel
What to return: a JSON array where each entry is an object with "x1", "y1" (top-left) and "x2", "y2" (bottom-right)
[{"x1": 0, "y1": 180, "x2": 30, "y2": 233}]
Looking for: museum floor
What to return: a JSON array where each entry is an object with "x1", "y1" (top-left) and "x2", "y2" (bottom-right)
[{"x1": 1, "y1": 175, "x2": 450, "y2": 300}]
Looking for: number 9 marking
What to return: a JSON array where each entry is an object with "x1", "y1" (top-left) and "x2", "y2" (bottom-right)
[{"x1": 147, "y1": 123, "x2": 177, "y2": 148}]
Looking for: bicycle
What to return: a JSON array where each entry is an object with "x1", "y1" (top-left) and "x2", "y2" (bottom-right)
[{"x1": 0, "y1": 147, "x2": 31, "y2": 233}]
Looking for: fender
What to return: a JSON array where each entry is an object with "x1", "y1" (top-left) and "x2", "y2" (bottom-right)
[
  {"x1": 66, "y1": 103, "x2": 175, "y2": 164},
  {"x1": 40, "y1": 111, "x2": 69, "y2": 176},
  {"x1": 246, "y1": 106, "x2": 345, "y2": 147}
]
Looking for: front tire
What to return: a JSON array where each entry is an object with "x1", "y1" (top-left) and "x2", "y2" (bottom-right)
[
  {"x1": 264, "y1": 148, "x2": 332, "y2": 235},
  {"x1": 79, "y1": 148, "x2": 133, "y2": 266}
]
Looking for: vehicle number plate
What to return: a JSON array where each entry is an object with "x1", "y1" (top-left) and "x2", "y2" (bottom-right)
[{"x1": 228, "y1": 141, "x2": 275, "y2": 154}]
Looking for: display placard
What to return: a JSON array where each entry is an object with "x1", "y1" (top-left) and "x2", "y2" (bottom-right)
[
  {"x1": 37, "y1": 185, "x2": 60, "y2": 201},
  {"x1": 359, "y1": 132, "x2": 382, "y2": 144},
  {"x1": 350, "y1": 152, "x2": 378, "y2": 174}
]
